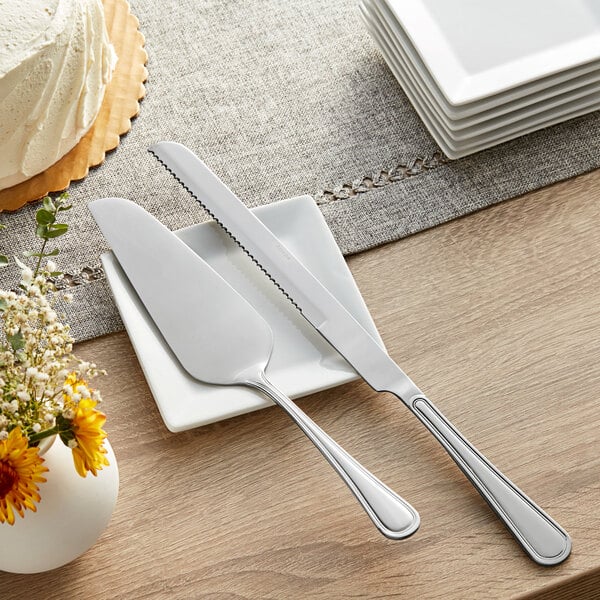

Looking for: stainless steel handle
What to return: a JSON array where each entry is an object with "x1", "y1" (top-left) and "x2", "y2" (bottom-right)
[
  {"x1": 409, "y1": 395, "x2": 571, "y2": 565},
  {"x1": 246, "y1": 372, "x2": 420, "y2": 540}
]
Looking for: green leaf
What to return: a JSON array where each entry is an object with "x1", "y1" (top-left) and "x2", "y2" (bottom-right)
[
  {"x1": 36, "y1": 209, "x2": 55, "y2": 225},
  {"x1": 25, "y1": 248, "x2": 61, "y2": 258},
  {"x1": 0, "y1": 255, "x2": 8, "y2": 267},
  {"x1": 42, "y1": 196, "x2": 56, "y2": 212},
  {"x1": 57, "y1": 204, "x2": 73, "y2": 212},
  {"x1": 7, "y1": 330, "x2": 25, "y2": 353},
  {"x1": 36, "y1": 222, "x2": 69, "y2": 239},
  {"x1": 44, "y1": 223, "x2": 68, "y2": 238}
]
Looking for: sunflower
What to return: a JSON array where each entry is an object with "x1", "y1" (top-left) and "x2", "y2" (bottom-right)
[
  {"x1": 0, "y1": 428, "x2": 48, "y2": 525},
  {"x1": 69, "y1": 396, "x2": 109, "y2": 478}
]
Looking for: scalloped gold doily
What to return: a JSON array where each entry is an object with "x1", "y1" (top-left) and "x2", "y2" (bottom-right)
[{"x1": 0, "y1": 0, "x2": 148, "y2": 211}]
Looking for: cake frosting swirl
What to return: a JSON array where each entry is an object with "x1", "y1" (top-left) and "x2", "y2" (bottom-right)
[{"x1": 0, "y1": 0, "x2": 117, "y2": 190}]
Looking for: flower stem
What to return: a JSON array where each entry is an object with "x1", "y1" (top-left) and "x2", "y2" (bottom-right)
[
  {"x1": 33, "y1": 238, "x2": 48, "y2": 278},
  {"x1": 28, "y1": 425, "x2": 59, "y2": 445}
]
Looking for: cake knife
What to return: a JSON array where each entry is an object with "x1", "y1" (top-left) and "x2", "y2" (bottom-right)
[{"x1": 148, "y1": 141, "x2": 572, "y2": 565}]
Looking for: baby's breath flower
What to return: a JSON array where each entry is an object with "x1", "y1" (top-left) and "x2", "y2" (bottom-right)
[
  {"x1": 0, "y1": 263, "x2": 104, "y2": 447},
  {"x1": 42, "y1": 309, "x2": 56, "y2": 324},
  {"x1": 20, "y1": 268, "x2": 33, "y2": 284},
  {"x1": 2, "y1": 401, "x2": 17, "y2": 414},
  {"x1": 76, "y1": 385, "x2": 90, "y2": 398},
  {"x1": 62, "y1": 408, "x2": 75, "y2": 420}
]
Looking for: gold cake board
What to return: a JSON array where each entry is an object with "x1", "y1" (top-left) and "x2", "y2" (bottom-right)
[{"x1": 0, "y1": 0, "x2": 148, "y2": 211}]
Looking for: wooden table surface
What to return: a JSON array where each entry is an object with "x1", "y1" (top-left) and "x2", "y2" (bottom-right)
[{"x1": 3, "y1": 168, "x2": 600, "y2": 599}]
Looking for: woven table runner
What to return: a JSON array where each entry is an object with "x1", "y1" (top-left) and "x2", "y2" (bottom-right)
[{"x1": 2, "y1": 0, "x2": 600, "y2": 342}]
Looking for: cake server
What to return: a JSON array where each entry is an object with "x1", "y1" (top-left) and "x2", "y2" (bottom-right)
[
  {"x1": 89, "y1": 197, "x2": 420, "y2": 540},
  {"x1": 148, "y1": 141, "x2": 572, "y2": 565}
]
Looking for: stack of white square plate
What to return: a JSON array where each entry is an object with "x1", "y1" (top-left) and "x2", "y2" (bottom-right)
[{"x1": 359, "y1": 0, "x2": 600, "y2": 158}]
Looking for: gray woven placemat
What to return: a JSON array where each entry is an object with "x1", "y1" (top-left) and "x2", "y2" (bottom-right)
[{"x1": 1, "y1": 0, "x2": 600, "y2": 342}]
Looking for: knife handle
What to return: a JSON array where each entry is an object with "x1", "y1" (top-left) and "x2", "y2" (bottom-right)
[
  {"x1": 406, "y1": 395, "x2": 571, "y2": 565},
  {"x1": 246, "y1": 372, "x2": 419, "y2": 540}
]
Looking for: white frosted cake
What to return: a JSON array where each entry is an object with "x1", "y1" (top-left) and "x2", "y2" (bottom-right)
[{"x1": 0, "y1": 0, "x2": 117, "y2": 190}]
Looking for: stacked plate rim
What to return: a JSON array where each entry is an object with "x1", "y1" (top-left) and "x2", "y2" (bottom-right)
[{"x1": 359, "y1": 0, "x2": 600, "y2": 158}]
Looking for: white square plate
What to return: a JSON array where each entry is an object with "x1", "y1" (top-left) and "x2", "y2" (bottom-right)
[
  {"x1": 361, "y1": 1, "x2": 600, "y2": 158},
  {"x1": 377, "y1": 0, "x2": 600, "y2": 129},
  {"x1": 101, "y1": 196, "x2": 384, "y2": 432},
  {"x1": 385, "y1": 0, "x2": 600, "y2": 105},
  {"x1": 367, "y1": 0, "x2": 600, "y2": 141}
]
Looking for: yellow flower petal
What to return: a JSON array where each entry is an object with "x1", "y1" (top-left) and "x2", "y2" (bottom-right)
[
  {"x1": 70, "y1": 395, "x2": 109, "y2": 478},
  {"x1": 0, "y1": 428, "x2": 47, "y2": 525}
]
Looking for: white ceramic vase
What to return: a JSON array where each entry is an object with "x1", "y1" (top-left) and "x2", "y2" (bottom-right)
[{"x1": 0, "y1": 436, "x2": 119, "y2": 574}]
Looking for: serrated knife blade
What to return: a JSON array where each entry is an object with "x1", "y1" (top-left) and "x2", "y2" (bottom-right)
[{"x1": 149, "y1": 141, "x2": 571, "y2": 565}]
